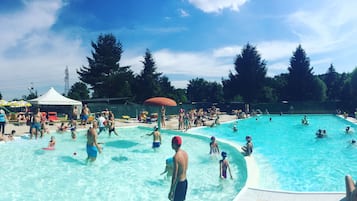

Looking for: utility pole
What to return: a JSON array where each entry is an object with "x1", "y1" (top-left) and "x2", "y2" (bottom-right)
[{"x1": 64, "y1": 66, "x2": 69, "y2": 95}]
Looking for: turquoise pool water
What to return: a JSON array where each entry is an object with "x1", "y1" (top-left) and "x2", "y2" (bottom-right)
[
  {"x1": 0, "y1": 126, "x2": 246, "y2": 201},
  {"x1": 190, "y1": 114, "x2": 357, "y2": 192}
]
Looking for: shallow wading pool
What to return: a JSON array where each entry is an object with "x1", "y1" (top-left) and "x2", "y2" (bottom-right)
[{"x1": 0, "y1": 126, "x2": 246, "y2": 201}]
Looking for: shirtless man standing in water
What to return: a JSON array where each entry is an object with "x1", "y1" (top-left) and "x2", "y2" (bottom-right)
[
  {"x1": 147, "y1": 126, "x2": 162, "y2": 149},
  {"x1": 86, "y1": 121, "x2": 102, "y2": 163},
  {"x1": 169, "y1": 136, "x2": 188, "y2": 201},
  {"x1": 30, "y1": 108, "x2": 42, "y2": 139}
]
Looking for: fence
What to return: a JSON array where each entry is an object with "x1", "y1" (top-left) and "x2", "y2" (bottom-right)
[{"x1": 87, "y1": 100, "x2": 356, "y2": 119}]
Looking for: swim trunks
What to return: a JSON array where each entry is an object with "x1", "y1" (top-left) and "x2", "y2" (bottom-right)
[
  {"x1": 152, "y1": 141, "x2": 161, "y2": 148},
  {"x1": 81, "y1": 115, "x2": 88, "y2": 121},
  {"x1": 174, "y1": 179, "x2": 188, "y2": 201},
  {"x1": 222, "y1": 170, "x2": 227, "y2": 178},
  {"x1": 32, "y1": 122, "x2": 41, "y2": 132},
  {"x1": 86, "y1": 144, "x2": 98, "y2": 157}
]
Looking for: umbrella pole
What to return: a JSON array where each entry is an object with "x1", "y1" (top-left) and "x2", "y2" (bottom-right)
[{"x1": 158, "y1": 109, "x2": 161, "y2": 130}]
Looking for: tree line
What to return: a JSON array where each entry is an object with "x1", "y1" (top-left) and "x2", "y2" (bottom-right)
[{"x1": 64, "y1": 33, "x2": 357, "y2": 106}]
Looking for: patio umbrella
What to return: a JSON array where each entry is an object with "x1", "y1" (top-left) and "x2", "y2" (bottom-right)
[
  {"x1": 8, "y1": 100, "x2": 32, "y2": 108},
  {"x1": 144, "y1": 97, "x2": 177, "y2": 107},
  {"x1": 144, "y1": 97, "x2": 177, "y2": 130},
  {"x1": 0, "y1": 99, "x2": 9, "y2": 107}
]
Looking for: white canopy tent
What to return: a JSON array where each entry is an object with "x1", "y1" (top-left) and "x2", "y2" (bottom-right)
[{"x1": 28, "y1": 87, "x2": 82, "y2": 106}]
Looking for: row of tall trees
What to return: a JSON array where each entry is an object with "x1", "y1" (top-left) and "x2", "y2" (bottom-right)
[
  {"x1": 74, "y1": 34, "x2": 187, "y2": 103},
  {"x1": 68, "y1": 33, "x2": 357, "y2": 105}
]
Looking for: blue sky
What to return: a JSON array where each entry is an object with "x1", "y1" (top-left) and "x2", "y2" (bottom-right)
[{"x1": 1, "y1": 0, "x2": 357, "y2": 100}]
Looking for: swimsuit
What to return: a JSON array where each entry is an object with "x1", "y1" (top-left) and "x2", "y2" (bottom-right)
[
  {"x1": 32, "y1": 122, "x2": 41, "y2": 132},
  {"x1": 70, "y1": 126, "x2": 76, "y2": 131},
  {"x1": 220, "y1": 160, "x2": 228, "y2": 179},
  {"x1": 86, "y1": 144, "x2": 98, "y2": 157},
  {"x1": 152, "y1": 141, "x2": 161, "y2": 148},
  {"x1": 81, "y1": 115, "x2": 88, "y2": 121},
  {"x1": 174, "y1": 179, "x2": 188, "y2": 201}
]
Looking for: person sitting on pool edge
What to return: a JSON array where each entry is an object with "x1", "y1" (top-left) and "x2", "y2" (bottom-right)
[
  {"x1": 345, "y1": 175, "x2": 357, "y2": 201},
  {"x1": 219, "y1": 151, "x2": 233, "y2": 180},
  {"x1": 241, "y1": 136, "x2": 253, "y2": 156}
]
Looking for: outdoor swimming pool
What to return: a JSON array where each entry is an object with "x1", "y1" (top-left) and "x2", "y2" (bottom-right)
[
  {"x1": 190, "y1": 114, "x2": 357, "y2": 192},
  {"x1": 0, "y1": 126, "x2": 246, "y2": 201}
]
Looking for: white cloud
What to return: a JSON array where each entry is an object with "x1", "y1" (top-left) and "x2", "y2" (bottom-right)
[
  {"x1": 0, "y1": 0, "x2": 62, "y2": 51},
  {"x1": 256, "y1": 41, "x2": 297, "y2": 61},
  {"x1": 179, "y1": 8, "x2": 190, "y2": 17},
  {"x1": 213, "y1": 45, "x2": 241, "y2": 57},
  {"x1": 287, "y1": 0, "x2": 357, "y2": 55},
  {"x1": 213, "y1": 41, "x2": 297, "y2": 61},
  {"x1": 266, "y1": 62, "x2": 288, "y2": 77},
  {"x1": 188, "y1": 0, "x2": 247, "y2": 13},
  {"x1": 0, "y1": 0, "x2": 87, "y2": 100},
  {"x1": 171, "y1": 80, "x2": 189, "y2": 89},
  {"x1": 122, "y1": 48, "x2": 233, "y2": 89},
  {"x1": 154, "y1": 49, "x2": 231, "y2": 77}
]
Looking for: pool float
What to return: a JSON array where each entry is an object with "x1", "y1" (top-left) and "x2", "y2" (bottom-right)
[{"x1": 42, "y1": 147, "x2": 55, "y2": 150}]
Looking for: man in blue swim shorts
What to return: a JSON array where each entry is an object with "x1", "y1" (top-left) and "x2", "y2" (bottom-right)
[
  {"x1": 86, "y1": 121, "x2": 102, "y2": 163},
  {"x1": 147, "y1": 126, "x2": 161, "y2": 149},
  {"x1": 169, "y1": 136, "x2": 188, "y2": 201},
  {"x1": 30, "y1": 108, "x2": 42, "y2": 139},
  {"x1": 80, "y1": 104, "x2": 90, "y2": 126}
]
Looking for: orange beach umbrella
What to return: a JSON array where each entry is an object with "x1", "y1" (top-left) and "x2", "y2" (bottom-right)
[
  {"x1": 144, "y1": 97, "x2": 177, "y2": 107},
  {"x1": 144, "y1": 97, "x2": 177, "y2": 130}
]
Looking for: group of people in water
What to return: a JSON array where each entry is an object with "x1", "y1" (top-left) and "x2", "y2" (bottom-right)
[
  {"x1": 143, "y1": 126, "x2": 188, "y2": 201},
  {"x1": 209, "y1": 136, "x2": 234, "y2": 179},
  {"x1": 300, "y1": 115, "x2": 356, "y2": 141},
  {"x1": 208, "y1": 134, "x2": 253, "y2": 180}
]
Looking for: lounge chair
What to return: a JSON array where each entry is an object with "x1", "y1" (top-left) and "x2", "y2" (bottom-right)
[{"x1": 47, "y1": 112, "x2": 60, "y2": 124}]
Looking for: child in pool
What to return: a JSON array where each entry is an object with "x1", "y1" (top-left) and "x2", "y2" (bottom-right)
[
  {"x1": 209, "y1": 136, "x2": 220, "y2": 155},
  {"x1": 57, "y1": 122, "x2": 68, "y2": 133},
  {"x1": 233, "y1": 122, "x2": 238, "y2": 132},
  {"x1": 68, "y1": 119, "x2": 77, "y2": 140},
  {"x1": 242, "y1": 136, "x2": 253, "y2": 156},
  {"x1": 160, "y1": 157, "x2": 174, "y2": 179},
  {"x1": 47, "y1": 136, "x2": 56, "y2": 149},
  {"x1": 219, "y1": 152, "x2": 233, "y2": 179}
]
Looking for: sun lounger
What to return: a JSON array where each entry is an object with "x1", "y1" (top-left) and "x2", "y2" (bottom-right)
[{"x1": 47, "y1": 112, "x2": 60, "y2": 125}]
